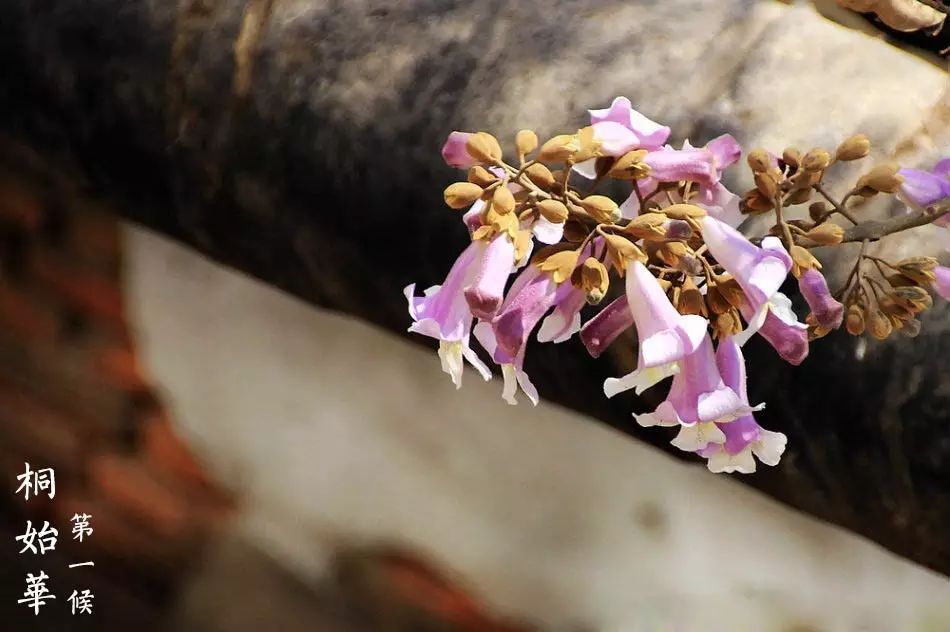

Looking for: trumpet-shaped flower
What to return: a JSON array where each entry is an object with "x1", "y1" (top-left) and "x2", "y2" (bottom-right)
[
  {"x1": 898, "y1": 159, "x2": 950, "y2": 225},
  {"x1": 696, "y1": 337, "x2": 786, "y2": 473},
  {"x1": 441, "y1": 131, "x2": 478, "y2": 169},
  {"x1": 702, "y1": 215, "x2": 792, "y2": 342},
  {"x1": 604, "y1": 261, "x2": 707, "y2": 397},
  {"x1": 739, "y1": 295, "x2": 809, "y2": 365},
  {"x1": 579, "y1": 294, "x2": 635, "y2": 358},
  {"x1": 798, "y1": 268, "x2": 844, "y2": 330},
  {"x1": 464, "y1": 234, "x2": 516, "y2": 320},
  {"x1": 634, "y1": 335, "x2": 754, "y2": 452},
  {"x1": 405, "y1": 241, "x2": 492, "y2": 387}
]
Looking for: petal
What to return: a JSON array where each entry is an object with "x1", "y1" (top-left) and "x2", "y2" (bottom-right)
[
  {"x1": 706, "y1": 134, "x2": 741, "y2": 170},
  {"x1": 898, "y1": 168, "x2": 950, "y2": 207},
  {"x1": 501, "y1": 364, "x2": 519, "y2": 405},
  {"x1": 461, "y1": 341, "x2": 492, "y2": 381},
  {"x1": 572, "y1": 158, "x2": 598, "y2": 180},
  {"x1": 696, "y1": 386, "x2": 748, "y2": 424},
  {"x1": 442, "y1": 131, "x2": 477, "y2": 169},
  {"x1": 516, "y1": 367, "x2": 539, "y2": 406},
  {"x1": 706, "y1": 447, "x2": 757, "y2": 474},
  {"x1": 580, "y1": 294, "x2": 635, "y2": 358},
  {"x1": 604, "y1": 361, "x2": 679, "y2": 398},
  {"x1": 934, "y1": 266, "x2": 950, "y2": 300},
  {"x1": 438, "y1": 340, "x2": 465, "y2": 388},
  {"x1": 532, "y1": 216, "x2": 564, "y2": 245},
  {"x1": 671, "y1": 422, "x2": 727, "y2": 452},
  {"x1": 592, "y1": 121, "x2": 640, "y2": 156},
  {"x1": 752, "y1": 430, "x2": 787, "y2": 466}
]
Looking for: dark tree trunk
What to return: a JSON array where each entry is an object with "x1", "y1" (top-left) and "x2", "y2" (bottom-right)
[{"x1": 0, "y1": 0, "x2": 947, "y2": 575}]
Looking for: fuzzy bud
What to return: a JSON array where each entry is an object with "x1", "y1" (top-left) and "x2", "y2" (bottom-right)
[
  {"x1": 845, "y1": 304, "x2": 866, "y2": 335},
  {"x1": 805, "y1": 222, "x2": 844, "y2": 245},
  {"x1": 492, "y1": 185, "x2": 516, "y2": 214},
  {"x1": 608, "y1": 150, "x2": 651, "y2": 179},
  {"x1": 741, "y1": 189, "x2": 774, "y2": 214},
  {"x1": 715, "y1": 308, "x2": 744, "y2": 338},
  {"x1": 677, "y1": 276, "x2": 708, "y2": 317},
  {"x1": 790, "y1": 245, "x2": 822, "y2": 276},
  {"x1": 466, "y1": 132, "x2": 503, "y2": 163},
  {"x1": 802, "y1": 148, "x2": 831, "y2": 172},
  {"x1": 525, "y1": 163, "x2": 557, "y2": 189},
  {"x1": 623, "y1": 212, "x2": 668, "y2": 239},
  {"x1": 835, "y1": 134, "x2": 871, "y2": 161},
  {"x1": 537, "y1": 134, "x2": 579, "y2": 162},
  {"x1": 856, "y1": 163, "x2": 903, "y2": 194},
  {"x1": 747, "y1": 149, "x2": 772, "y2": 173},
  {"x1": 537, "y1": 199, "x2": 569, "y2": 224},
  {"x1": 867, "y1": 308, "x2": 893, "y2": 340},
  {"x1": 808, "y1": 202, "x2": 828, "y2": 222},
  {"x1": 782, "y1": 147, "x2": 801, "y2": 171},
  {"x1": 580, "y1": 195, "x2": 621, "y2": 224},
  {"x1": 443, "y1": 182, "x2": 484, "y2": 209},
  {"x1": 580, "y1": 257, "x2": 610, "y2": 304},
  {"x1": 467, "y1": 166, "x2": 497, "y2": 187},
  {"x1": 515, "y1": 129, "x2": 538, "y2": 156}
]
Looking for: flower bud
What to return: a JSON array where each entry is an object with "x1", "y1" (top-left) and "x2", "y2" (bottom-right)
[
  {"x1": 537, "y1": 134, "x2": 579, "y2": 162},
  {"x1": 714, "y1": 308, "x2": 744, "y2": 338},
  {"x1": 716, "y1": 277, "x2": 746, "y2": 310},
  {"x1": 562, "y1": 219, "x2": 588, "y2": 242},
  {"x1": 467, "y1": 166, "x2": 497, "y2": 187},
  {"x1": 580, "y1": 195, "x2": 621, "y2": 224},
  {"x1": 845, "y1": 304, "x2": 865, "y2": 335},
  {"x1": 623, "y1": 212, "x2": 667, "y2": 239},
  {"x1": 835, "y1": 134, "x2": 871, "y2": 161},
  {"x1": 747, "y1": 149, "x2": 771, "y2": 173},
  {"x1": 805, "y1": 222, "x2": 844, "y2": 245},
  {"x1": 741, "y1": 189, "x2": 773, "y2": 214},
  {"x1": 466, "y1": 132, "x2": 503, "y2": 163},
  {"x1": 754, "y1": 171, "x2": 780, "y2": 199},
  {"x1": 856, "y1": 163, "x2": 903, "y2": 194},
  {"x1": 443, "y1": 182, "x2": 484, "y2": 209},
  {"x1": 656, "y1": 241, "x2": 690, "y2": 267},
  {"x1": 705, "y1": 285, "x2": 732, "y2": 315},
  {"x1": 608, "y1": 150, "x2": 650, "y2": 179},
  {"x1": 677, "y1": 276, "x2": 708, "y2": 317},
  {"x1": 785, "y1": 187, "x2": 813, "y2": 205},
  {"x1": 580, "y1": 257, "x2": 610, "y2": 304},
  {"x1": 537, "y1": 199, "x2": 569, "y2": 224},
  {"x1": 515, "y1": 129, "x2": 538, "y2": 156},
  {"x1": 802, "y1": 148, "x2": 831, "y2": 172},
  {"x1": 808, "y1": 202, "x2": 828, "y2": 222},
  {"x1": 867, "y1": 308, "x2": 892, "y2": 340},
  {"x1": 602, "y1": 233, "x2": 647, "y2": 273},
  {"x1": 537, "y1": 249, "x2": 580, "y2": 284},
  {"x1": 525, "y1": 163, "x2": 557, "y2": 188},
  {"x1": 492, "y1": 185, "x2": 516, "y2": 214},
  {"x1": 782, "y1": 147, "x2": 801, "y2": 171},
  {"x1": 790, "y1": 245, "x2": 822, "y2": 276}
]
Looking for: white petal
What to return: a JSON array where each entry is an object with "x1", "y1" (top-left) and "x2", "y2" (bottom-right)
[
  {"x1": 706, "y1": 448, "x2": 757, "y2": 474},
  {"x1": 572, "y1": 158, "x2": 598, "y2": 180},
  {"x1": 671, "y1": 423, "x2": 726, "y2": 452},
  {"x1": 604, "y1": 361, "x2": 679, "y2": 398},
  {"x1": 438, "y1": 341, "x2": 464, "y2": 389},
  {"x1": 516, "y1": 367, "x2": 539, "y2": 406},
  {"x1": 752, "y1": 430, "x2": 787, "y2": 466},
  {"x1": 733, "y1": 303, "x2": 768, "y2": 347},
  {"x1": 532, "y1": 216, "x2": 564, "y2": 245},
  {"x1": 769, "y1": 292, "x2": 807, "y2": 329},
  {"x1": 501, "y1": 364, "x2": 519, "y2": 405},
  {"x1": 461, "y1": 342, "x2": 492, "y2": 381}
]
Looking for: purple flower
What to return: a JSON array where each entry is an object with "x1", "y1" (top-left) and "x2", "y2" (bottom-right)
[
  {"x1": 536, "y1": 240, "x2": 604, "y2": 344},
  {"x1": 702, "y1": 215, "x2": 793, "y2": 341},
  {"x1": 589, "y1": 97, "x2": 670, "y2": 151},
  {"x1": 634, "y1": 335, "x2": 754, "y2": 452},
  {"x1": 473, "y1": 322, "x2": 538, "y2": 406},
  {"x1": 405, "y1": 241, "x2": 492, "y2": 387},
  {"x1": 603, "y1": 261, "x2": 708, "y2": 397},
  {"x1": 464, "y1": 234, "x2": 516, "y2": 320},
  {"x1": 441, "y1": 131, "x2": 478, "y2": 169},
  {"x1": 935, "y1": 266, "x2": 950, "y2": 300},
  {"x1": 739, "y1": 295, "x2": 809, "y2": 365},
  {"x1": 696, "y1": 337, "x2": 787, "y2": 474},
  {"x1": 898, "y1": 158, "x2": 950, "y2": 208},
  {"x1": 579, "y1": 294, "x2": 635, "y2": 358},
  {"x1": 798, "y1": 268, "x2": 844, "y2": 330}
]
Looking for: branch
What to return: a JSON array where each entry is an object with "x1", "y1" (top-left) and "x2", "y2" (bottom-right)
[{"x1": 839, "y1": 200, "x2": 950, "y2": 243}]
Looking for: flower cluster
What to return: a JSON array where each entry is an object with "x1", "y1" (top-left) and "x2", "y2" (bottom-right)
[{"x1": 406, "y1": 97, "x2": 950, "y2": 474}]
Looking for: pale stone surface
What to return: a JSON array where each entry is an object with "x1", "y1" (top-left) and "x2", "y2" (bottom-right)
[{"x1": 125, "y1": 226, "x2": 950, "y2": 632}]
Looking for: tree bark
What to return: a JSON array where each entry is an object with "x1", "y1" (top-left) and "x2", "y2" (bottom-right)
[{"x1": 0, "y1": 0, "x2": 948, "y2": 575}]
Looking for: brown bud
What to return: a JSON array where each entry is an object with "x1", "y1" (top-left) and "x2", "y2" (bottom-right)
[
  {"x1": 515, "y1": 129, "x2": 538, "y2": 156},
  {"x1": 580, "y1": 257, "x2": 610, "y2": 304},
  {"x1": 656, "y1": 241, "x2": 690, "y2": 267},
  {"x1": 705, "y1": 285, "x2": 732, "y2": 315},
  {"x1": 835, "y1": 134, "x2": 871, "y2": 161},
  {"x1": 536, "y1": 199, "x2": 569, "y2": 224},
  {"x1": 492, "y1": 185, "x2": 516, "y2": 214},
  {"x1": 805, "y1": 222, "x2": 844, "y2": 245},
  {"x1": 891, "y1": 285, "x2": 932, "y2": 312},
  {"x1": 802, "y1": 148, "x2": 831, "y2": 172},
  {"x1": 443, "y1": 182, "x2": 484, "y2": 209},
  {"x1": 788, "y1": 168, "x2": 822, "y2": 190},
  {"x1": 878, "y1": 294, "x2": 912, "y2": 320},
  {"x1": 466, "y1": 132, "x2": 503, "y2": 163},
  {"x1": 602, "y1": 233, "x2": 647, "y2": 274},
  {"x1": 898, "y1": 318, "x2": 921, "y2": 338},
  {"x1": 845, "y1": 304, "x2": 866, "y2": 335},
  {"x1": 677, "y1": 276, "x2": 708, "y2": 317},
  {"x1": 790, "y1": 245, "x2": 822, "y2": 276},
  {"x1": 896, "y1": 257, "x2": 938, "y2": 284},
  {"x1": 741, "y1": 189, "x2": 774, "y2": 214},
  {"x1": 537, "y1": 249, "x2": 580, "y2": 284},
  {"x1": 856, "y1": 163, "x2": 903, "y2": 194},
  {"x1": 808, "y1": 202, "x2": 828, "y2": 222},
  {"x1": 715, "y1": 308, "x2": 744, "y2": 338},
  {"x1": 608, "y1": 150, "x2": 651, "y2": 179},
  {"x1": 782, "y1": 147, "x2": 801, "y2": 171},
  {"x1": 580, "y1": 195, "x2": 621, "y2": 224},
  {"x1": 717, "y1": 277, "x2": 746, "y2": 310},
  {"x1": 467, "y1": 166, "x2": 497, "y2": 187},
  {"x1": 754, "y1": 171, "x2": 780, "y2": 199},
  {"x1": 537, "y1": 134, "x2": 579, "y2": 162},
  {"x1": 885, "y1": 273, "x2": 917, "y2": 287},
  {"x1": 525, "y1": 163, "x2": 557, "y2": 189},
  {"x1": 747, "y1": 149, "x2": 772, "y2": 173},
  {"x1": 663, "y1": 203, "x2": 707, "y2": 220},
  {"x1": 573, "y1": 126, "x2": 600, "y2": 163},
  {"x1": 624, "y1": 212, "x2": 668, "y2": 239},
  {"x1": 867, "y1": 308, "x2": 892, "y2": 340}
]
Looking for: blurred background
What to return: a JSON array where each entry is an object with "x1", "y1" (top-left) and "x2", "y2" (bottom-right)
[{"x1": 0, "y1": 1, "x2": 948, "y2": 631}]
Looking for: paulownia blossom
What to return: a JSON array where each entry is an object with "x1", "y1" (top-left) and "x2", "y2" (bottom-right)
[
  {"x1": 798, "y1": 268, "x2": 844, "y2": 330},
  {"x1": 634, "y1": 334, "x2": 756, "y2": 453},
  {"x1": 701, "y1": 215, "x2": 796, "y2": 344},
  {"x1": 697, "y1": 336, "x2": 787, "y2": 474},
  {"x1": 898, "y1": 158, "x2": 950, "y2": 227},
  {"x1": 603, "y1": 261, "x2": 708, "y2": 397},
  {"x1": 741, "y1": 296, "x2": 809, "y2": 366},
  {"x1": 404, "y1": 241, "x2": 492, "y2": 387}
]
